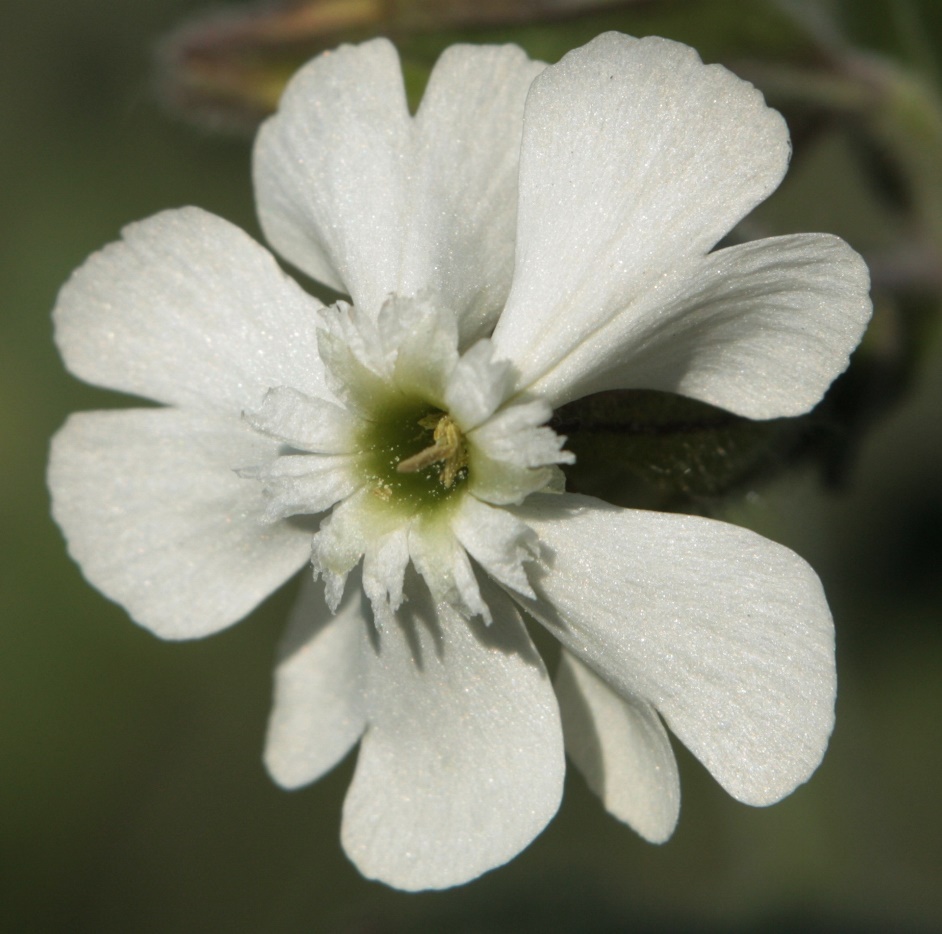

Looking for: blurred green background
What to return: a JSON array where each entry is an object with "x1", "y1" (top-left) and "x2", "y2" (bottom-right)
[{"x1": 2, "y1": 0, "x2": 941, "y2": 930}]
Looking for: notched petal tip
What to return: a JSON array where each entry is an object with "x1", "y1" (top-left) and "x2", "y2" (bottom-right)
[
  {"x1": 493, "y1": 28, "x2": 792, "y2": 404},
  {"x1": 340, "y1": 591, "x2": 564, "y2": 890},
  {"x1": 514, "y1": 493, "x2": 836, "y2": 810},
  {"x1": 253, "y1": 38, "x2": 410, "y2": 310}
]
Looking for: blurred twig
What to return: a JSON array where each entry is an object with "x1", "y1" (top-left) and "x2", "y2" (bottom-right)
[{"x1": 156, "y1": 0, "x2": 654, "y2": 130}]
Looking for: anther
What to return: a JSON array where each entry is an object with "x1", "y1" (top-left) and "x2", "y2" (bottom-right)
[{"x1": 396, "y1": 414, "x2": 468, "y2": 488}]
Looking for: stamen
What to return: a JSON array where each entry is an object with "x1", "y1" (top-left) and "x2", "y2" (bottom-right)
[{"x1": 396, "y1": 414, "x2": 468, "y2": 488}]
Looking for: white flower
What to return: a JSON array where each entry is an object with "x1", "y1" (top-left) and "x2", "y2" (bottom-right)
[{"x1": 48, "y1": 33, "x2": 871, "y2": 890}]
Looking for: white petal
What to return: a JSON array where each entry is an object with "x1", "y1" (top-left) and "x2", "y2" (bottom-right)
[
  {"x1": 513, "y1": 493, "x2": 836, "y2": 806},
  {"x1": 466, "y1": 454, "x2": 555, "y2": 508},
  {"x1": 54, "y1": 207, "x2": 328, "y2": 414},
  {"x1": 493, "y1": 33, "x2": 790, "y2": 393},
  {"x1": 341, "y1": 577, "x2": 563, "y2": 890},
  {"x1": 264, "y1": 575, "x2": 368, "y2": 788},
  {"x1": 408, "y1": 515, "x2": 490, "y2": 622},
  {"x1": 451, "y1": 495, "x2": 538, "y2": 599},
  {"x1": 444, "y1": 340, "x2": 515, "y2": 431},
  {"x1": 317, "y1": 302, "x2": 394, "y2": 414},
  {"x1": 383, "y1": 294, "x2": 459, "y2": 407},
  {"x1": 48, "y1": 409, "x2": 312, "y2": 639},
  {"x1": 255, "y1": 41, "x2": 543, "y2": 333},
  {"x1": 470, "y1": 400, "x2": 571, "y2": 468},
  {"x1": 311, "y1": 488, "x2": 409, "y2": 611},
  {"x1": 361, "y1": 526, "x2": 411, "y2": 630},
  {"x1": 467, "y1": 400, "x2": 573, "y2": 506},
  {"x1": 521, "y1": 234, "x2": 873, "y2": 417},
  {"x1": 245, "y1": 387, "x2": 362, "y2": 454},
  {"x1": 555, "y1": 651, "x2": 679, "y2": 843},
  {"x1": 254, "y1": 39, "x2": 411, "y2": 310},
  {"x1": 398, "y1": 44, "x2": 545, "y2": 341},
  {"x1": 243, "y1": 453, "x2": 362, "y2": 522}
]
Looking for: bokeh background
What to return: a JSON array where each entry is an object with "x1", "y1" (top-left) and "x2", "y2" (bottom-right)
[{"x1": 3, "y1": 0, "x2": 941, "y2": 930}]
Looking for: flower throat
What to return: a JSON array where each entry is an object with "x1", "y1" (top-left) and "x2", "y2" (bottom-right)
[{"x1": 360, "y1": 399, "x2": 469, "y2": 510}]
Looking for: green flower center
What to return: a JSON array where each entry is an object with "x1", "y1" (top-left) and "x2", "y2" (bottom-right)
[{"x1": 358, "y1": 397, "x2": 469, "y2": 512}]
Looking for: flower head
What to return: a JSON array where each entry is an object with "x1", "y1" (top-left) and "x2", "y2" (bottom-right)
[{"x1": 49, "y1": 33, "x2": 871, "y2": 890}]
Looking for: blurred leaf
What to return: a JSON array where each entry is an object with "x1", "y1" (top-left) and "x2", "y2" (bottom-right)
[{"x1": 555, "y1": 390, "x2": 801, "y2": 510}]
